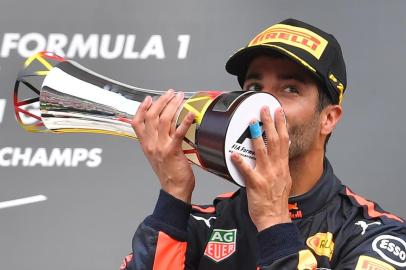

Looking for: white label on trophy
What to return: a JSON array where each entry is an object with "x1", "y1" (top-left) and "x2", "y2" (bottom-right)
[{"x1": 224, "y1": 93, "x2": 281, "y2": 186}]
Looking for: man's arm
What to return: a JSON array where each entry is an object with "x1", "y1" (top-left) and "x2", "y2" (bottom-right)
[
  {"x1": 130, "y1": 190, "x2": 192, "y2": 269},
  {"x1": 120, "y1": 90, "x2": 200, "y2": 269},
  {"x1": 121, "y1": 190, "x2": 214, "y2": 270}
]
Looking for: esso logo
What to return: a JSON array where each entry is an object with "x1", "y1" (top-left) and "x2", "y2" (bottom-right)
[{"x1": 372, "y1": 234, "x2": 406, "y2": 267}]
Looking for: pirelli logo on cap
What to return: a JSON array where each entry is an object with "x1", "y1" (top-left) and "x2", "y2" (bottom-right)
[
  {"x1": 248, "y1": 24, "x2": 328, "y2": 59},
  {"x1": 355, "y1": 255, "x2": 395, "y2": 270}
]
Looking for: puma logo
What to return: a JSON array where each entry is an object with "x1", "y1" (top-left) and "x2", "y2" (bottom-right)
[
  {"x1": 191, "y1": 215, "x2": 216, "y2": 228},
  {"x1": 354, "y1": 220, "x2": 381, "y2": 235}
]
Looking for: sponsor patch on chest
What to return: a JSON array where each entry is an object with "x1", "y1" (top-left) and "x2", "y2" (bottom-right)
[{"x1": 204, "y1": 229, "x2": 237, "y2": 263}]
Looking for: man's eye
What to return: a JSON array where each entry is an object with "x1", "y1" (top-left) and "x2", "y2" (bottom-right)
[
  {"x1": 246, "y1": 83, "x2": 262, "y2": 91},
  {"x1": 283, "y1": 86, "x2": 299, "y2": 93}
]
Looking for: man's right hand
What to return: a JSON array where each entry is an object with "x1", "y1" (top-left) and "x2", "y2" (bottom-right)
[{"x1": 131, "y1": 89, "x2": 196, "y2": 203}]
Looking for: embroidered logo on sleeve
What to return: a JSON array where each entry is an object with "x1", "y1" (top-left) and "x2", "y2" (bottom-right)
[{"x1": 204, "y1": 229, "x2": 237, "y2": 263}]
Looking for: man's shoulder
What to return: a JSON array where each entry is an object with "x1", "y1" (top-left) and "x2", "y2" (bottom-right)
[
  {"x1": 332, "y1": 184, "x2": 406, "y2": 251},
  {"x1": 337, "y1": 185, "x2": 405, "y2": 226},
  {"x1": 329, "y1": 185, "x2": 406, "y2": 267}
]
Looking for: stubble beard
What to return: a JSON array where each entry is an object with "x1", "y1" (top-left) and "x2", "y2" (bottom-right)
[{"x1": 288, "y1": 113, "x2": 320, "y2": 160}]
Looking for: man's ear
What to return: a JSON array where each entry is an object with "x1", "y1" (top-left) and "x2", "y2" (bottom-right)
[{"x1": 320, "y1": 105, "x2": 342, "y2": 136}]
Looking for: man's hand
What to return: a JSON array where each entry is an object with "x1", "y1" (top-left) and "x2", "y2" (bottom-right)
[
  {"x1": 231, "y1": 106, "x2": 292, "y2": 232},
  {"x1": 132, "y1": 89, "x2": 196, "y2": 203}
]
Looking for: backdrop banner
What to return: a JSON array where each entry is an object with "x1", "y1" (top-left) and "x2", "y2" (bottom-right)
[{"x1": 0, "y1": 1, "x2": 405, "y2": 269}]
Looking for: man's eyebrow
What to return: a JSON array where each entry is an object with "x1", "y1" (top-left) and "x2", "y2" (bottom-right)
[
  {"x1": 245, "y1": 72, "x2": 309, "y2": 83},
  {"x1": 278, "y1": 73, "x2": 307, "y2": 83},
  {"x1": 245, "y1": 72, "x2": 262, "y2": 81}
]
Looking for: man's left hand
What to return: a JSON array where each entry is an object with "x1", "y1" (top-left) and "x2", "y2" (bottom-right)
[{"x1": 231, "y1": 106, "x2": 292, "y2": 232}]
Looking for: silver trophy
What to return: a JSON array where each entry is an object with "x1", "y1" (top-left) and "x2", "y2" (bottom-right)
[{"x1": 14, "y1": 51, "x2": 282, "y2": 186}]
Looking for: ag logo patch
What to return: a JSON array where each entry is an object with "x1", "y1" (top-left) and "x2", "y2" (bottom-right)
[
  {"x1": 204, "y1": 229, "x2": 237, "y2": 263},
  {"x1": 355, "y1": 255, "x2": 395, "y2": 270},
  {"x1": 306, "y1": 232, "x2": 334, "y2": 260},
  {"x1": 372, "y1": 235, "x2": 406, "y2": 267}
]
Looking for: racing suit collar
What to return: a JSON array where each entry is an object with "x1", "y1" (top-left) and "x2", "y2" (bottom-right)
[{"x1": 287, "y1": 158, "x2": 342, "y2": 220}]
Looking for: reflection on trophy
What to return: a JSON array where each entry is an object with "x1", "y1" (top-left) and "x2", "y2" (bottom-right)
[{"x1": 14, "y1": 51, "x2": 282, "y2": 186}]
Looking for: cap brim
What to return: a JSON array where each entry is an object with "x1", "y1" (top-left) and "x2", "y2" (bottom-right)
[{"x1": 225, "y1": 44, "x2": 319, "y2": 81}]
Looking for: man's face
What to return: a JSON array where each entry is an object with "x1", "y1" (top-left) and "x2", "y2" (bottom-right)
[{"x1": 243, "y1": 55, "x2": 321, "y2": 159}]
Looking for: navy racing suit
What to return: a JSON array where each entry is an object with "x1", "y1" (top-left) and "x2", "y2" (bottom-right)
[{"x1": 120, "y1": 159, "x2": 406, "y2": 269}]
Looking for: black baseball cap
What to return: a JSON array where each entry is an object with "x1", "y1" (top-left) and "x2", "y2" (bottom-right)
[{"x1": 225, "y1": 18, "x2": 347, "y2": 104}]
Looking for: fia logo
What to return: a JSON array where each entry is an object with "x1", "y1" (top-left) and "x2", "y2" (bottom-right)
[
  {"x1": 229, "y1": 122, "x2": 266, "y2": 161},
  {"x1": 235, "y1": 121, "x2": 264, "y2": 144}
]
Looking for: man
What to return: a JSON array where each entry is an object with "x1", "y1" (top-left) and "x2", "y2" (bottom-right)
[{"x1": 121, "y1": 19, "x2": 406, "y2": 269}]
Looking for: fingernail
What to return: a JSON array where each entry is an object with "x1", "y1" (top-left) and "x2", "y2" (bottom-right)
[
  {"x1": 249, "y1": 120, "x2": 262, "y2": 139},
  {"x1": 143, "y1": 96, "x2": 150, "y2": 105},
  {"x1": 167, "y1": 89, "x2": 174, "y2": 95}
]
